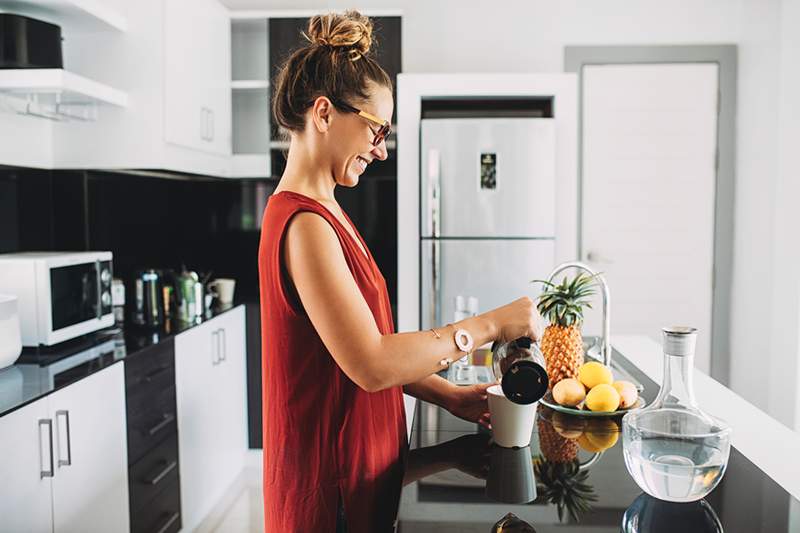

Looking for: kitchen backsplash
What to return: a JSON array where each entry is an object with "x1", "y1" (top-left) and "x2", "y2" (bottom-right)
[{"x1": 0, "y1": 164, "x2": 397, "y2": 310}]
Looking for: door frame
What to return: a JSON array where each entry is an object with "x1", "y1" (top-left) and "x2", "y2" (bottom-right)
[{"x1": 565, "y1": 45, "x2": 737, "y2": 385}]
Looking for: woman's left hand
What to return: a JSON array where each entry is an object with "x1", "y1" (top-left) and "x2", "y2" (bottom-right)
[{"x1": 446, "y1": 383, "x2": 492, "y2": 429}]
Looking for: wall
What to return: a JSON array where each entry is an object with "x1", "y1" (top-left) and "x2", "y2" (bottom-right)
[{"x1": 220, "y1": 0, "x2": 791, "y2": 419}]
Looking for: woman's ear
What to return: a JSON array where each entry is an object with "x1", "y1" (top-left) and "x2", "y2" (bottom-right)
[{"x1": 311, "y1": 96, "x2": 334, "y2": 134}]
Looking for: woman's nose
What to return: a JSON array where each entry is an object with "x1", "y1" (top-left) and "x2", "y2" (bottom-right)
[{"x1": 371, "y1": 139, "x2": 389, "y2": 161}]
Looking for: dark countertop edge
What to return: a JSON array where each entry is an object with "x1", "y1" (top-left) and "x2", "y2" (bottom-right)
[{"x1": 0, "y1": 304, "x2": 246, "y2": 419}]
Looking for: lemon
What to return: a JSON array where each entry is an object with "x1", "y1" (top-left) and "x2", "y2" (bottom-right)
[
  {"x1": 585, "y1": 384, "x2": 620, "y2": 412},
  {"x1": 613, "y1": 380, "x2": 639, "y2": 409},
  {"x1": 578, "y1": 361, "x2": 613, "y2": 389},
  {"x1": 552, "y1": 378, "x2": 586, "y2": 407}
]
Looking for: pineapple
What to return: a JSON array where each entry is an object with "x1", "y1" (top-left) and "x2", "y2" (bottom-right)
[
  {"x1": 535, "y1": 405, "x2": 597, "y2": 522},
  {"x1": 533, "y1": 272, "x2": 597, "y2": 388}
]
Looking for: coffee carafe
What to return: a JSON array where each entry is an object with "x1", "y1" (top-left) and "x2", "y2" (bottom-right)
[{"x1": 491, "y1": 337, "x2": 549, "y2": 405}]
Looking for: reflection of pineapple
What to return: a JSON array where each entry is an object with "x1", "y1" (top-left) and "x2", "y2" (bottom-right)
[
  {"x1": 534, "y1": 273, "x2": 597, "y2": 388},
  {"x1": 535, "y1": 406, "x2": 597, "y2": 522}
]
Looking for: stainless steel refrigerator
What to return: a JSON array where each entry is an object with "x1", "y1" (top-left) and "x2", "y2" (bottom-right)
[{"x1": 420, "y1": 118, "x2": 557, "y2": 382}]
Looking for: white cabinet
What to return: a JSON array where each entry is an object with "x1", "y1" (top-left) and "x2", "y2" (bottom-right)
[
  {"x1": 0, "y1": 398, "x2": 54, "y2": 533},
  {"x1": 165, "y1": 0, "x2": 231, "y2": 156},
  {"x1": 51, "y1": 0, "x2": 233, "y2": 177},
  {"x1": 175, "y1": 306, "x2": 247, "y2": 531},
  {"x1": 0, "y1": 363, "x2": 129, "y2": 533}
]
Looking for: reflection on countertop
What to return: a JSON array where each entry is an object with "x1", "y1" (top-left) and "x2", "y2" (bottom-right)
[
  {"x1": 397, "y1": 350, "x2": 799, "y2": 533},
  {"x1": 0, "y1": 303, "x2": 241, "y2": 418}
]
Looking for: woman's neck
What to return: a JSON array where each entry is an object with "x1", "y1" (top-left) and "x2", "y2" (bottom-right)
[{"x1": 276, "y1": 137, "x2": 337, "y2": 203}]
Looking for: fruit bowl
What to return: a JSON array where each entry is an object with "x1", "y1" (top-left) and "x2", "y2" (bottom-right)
[{"x1": 540, "y1": 391, "x2": 646, "y2": 417}]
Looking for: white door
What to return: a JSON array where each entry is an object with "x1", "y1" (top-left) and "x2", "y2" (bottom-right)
[
  {"x1": 175, "y1": 317, "x2": 227, "y2": 531},
  {"x1": 164, "y1": 0, "x2": 230, "y2": 155},
  {"x1": 50, "y1": 363, "x2": 130, "y2": 533},
  {"x1": 0, "y1": 396, "x2": 54, "y2": 533},
  {"x1": 581, "y1": 63, "x2": 719, "y2": 372},
  {"x1": 216, "y1": 307, "x2": 248, "y2": 485}
]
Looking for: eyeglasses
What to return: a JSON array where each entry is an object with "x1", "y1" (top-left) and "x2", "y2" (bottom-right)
[{"x1": 331, "y1": 99, "x2": 392, "y2": 147}]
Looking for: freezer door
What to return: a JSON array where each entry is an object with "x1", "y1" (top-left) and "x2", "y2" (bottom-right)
[
  {"x1": 421, "y1": 118, "x2": 556, "y2": 238},
  {"x1": 420, "y1": 239, "x2": 555, "y2": 330}
]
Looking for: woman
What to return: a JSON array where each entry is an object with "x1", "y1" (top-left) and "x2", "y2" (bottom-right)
[{"x1": 258, "y1": 11, "x2": 543, "y2": 532}]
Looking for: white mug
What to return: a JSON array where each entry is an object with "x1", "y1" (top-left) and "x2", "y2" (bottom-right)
[
  {"x1": 207, "y1": 278, "x2": 236, "y2": 304},
  {"x1": 0, "y1": 294, "x2": 23, "y2": 370},
  {"x1": 487, "y1": 384, "x2": 536, "y2": 448}
]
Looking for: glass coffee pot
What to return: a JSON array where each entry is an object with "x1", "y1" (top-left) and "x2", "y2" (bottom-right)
[
  {"x1": 622, "y1": 327, "x2": 731, "y2": 502},
  {"x1": 491, "y1": 337, "x2": 549, "y2": 405}
]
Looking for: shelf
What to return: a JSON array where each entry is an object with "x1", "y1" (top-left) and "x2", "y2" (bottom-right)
[
  {"x1": 231, "y1": 154, "x2": 270, "y2": 178},
  {"x1": 231, "y1": 80, "x2": 269, "y2": 90},
  {"x1": 0, "y1": 69, "x2": 128, "y2": 106},
  {"x1": 0, "y1": 0, "x2": 127, "y2": 32}
]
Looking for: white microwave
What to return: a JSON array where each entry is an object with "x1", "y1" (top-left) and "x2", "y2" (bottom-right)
[{"x1": 0, "y1": 252, "x2": 114, "y2": 346}]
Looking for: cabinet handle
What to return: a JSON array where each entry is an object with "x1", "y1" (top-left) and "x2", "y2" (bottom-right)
[
  {"x1": 39, "y1": 419, "x2": 54, "y2": 479},
  {"x1": 154, "y1": 512, "x2": 180, "y2": 533},
  {"x1": 145, "y1": 459, "x2": 177, "y2": 486},
  {"x1": 147, "y1": 413, "x2": 175, "y2": 436},
  {"x1": 142, "y1": 365, "x2": 170, "y2": 383},
  {"x1": 219, "y1": 328, "x2": 226, "y2": 362},
  {"x1": 211, "y1": 329, "x2": 220, "y2": 365},
  {"x1": 55, "y1": 410, "x2": 72, "y2": 467},
  {"x1": 200, "y1": 107, "x2": 206, "y2": 140}
]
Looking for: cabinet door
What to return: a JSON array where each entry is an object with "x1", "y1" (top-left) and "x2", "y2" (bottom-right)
[
  {"x1": 50, "y1": 363, "x2": 130, "y2": 533},
  {"x1": 175, "y1": 317, "x2": 225, "y2": 531},
  {"x1": 165, "y1": 0, "x2": 229, "y2": 155},
  {"x1": 0, "y1": 397, "x2": 54, "y2": 532},
  {"x1": 206, "y1": 0, "x2": 232, "y2": 156},
  {"x1": 216, "y1": 307, "x2": 247, "y2": 485}
]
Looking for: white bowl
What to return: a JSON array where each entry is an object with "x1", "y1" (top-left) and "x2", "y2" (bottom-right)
[{"x1": 0, "y1": 294, "x2": 23, "y2": 370}]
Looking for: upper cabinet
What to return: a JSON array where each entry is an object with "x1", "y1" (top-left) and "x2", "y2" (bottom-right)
[
  {"x1": 49, "y1": 0, "x2": 232, "y2": 177},
  {"x1": 164, "y1": 0, "x2": 231, "y2": 157}
]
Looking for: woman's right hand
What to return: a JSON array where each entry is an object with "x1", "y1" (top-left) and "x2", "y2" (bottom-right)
[{"x1": 483, "y1": 296, "x2": 544, "y2": 343}]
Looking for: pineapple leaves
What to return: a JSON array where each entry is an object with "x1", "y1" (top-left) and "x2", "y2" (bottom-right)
[{"x1": 531, "y1": 272, "x2": 600, "y2": 327}]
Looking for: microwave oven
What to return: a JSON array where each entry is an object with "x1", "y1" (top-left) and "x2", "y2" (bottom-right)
[{"x1": 0, "y1": 252, "x2": 114, "y2": 346}]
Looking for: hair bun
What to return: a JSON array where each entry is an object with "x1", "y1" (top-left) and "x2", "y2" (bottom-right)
[{"x1": 306, "y1": 10, "x2": 374, "y2": 61}]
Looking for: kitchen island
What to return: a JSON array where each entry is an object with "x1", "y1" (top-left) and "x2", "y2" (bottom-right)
[{"x1": 397, "y1": 337, "x2": 800, "y2": 532}]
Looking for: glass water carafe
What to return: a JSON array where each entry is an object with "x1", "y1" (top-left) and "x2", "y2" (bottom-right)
[{"x1": 622, "y1": 327, "x2": 731, "y2": 502}]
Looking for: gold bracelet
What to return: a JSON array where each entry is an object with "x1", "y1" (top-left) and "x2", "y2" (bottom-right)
[{"x1": 430, "y1": 328, "x2": 441, "y2": 339}]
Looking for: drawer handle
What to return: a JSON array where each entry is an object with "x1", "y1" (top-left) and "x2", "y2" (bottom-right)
[
  {"x1": 142, "y1": 365, "x2": 170, "y2": 383},
  {"x1": 147, "y1": 413, "x2": 175, "y2": 436},
  {"x1": 155, "y1": 511, "x2": 180, "y2": 533},
  {"x1": 145, "y1": 459, "x2": 177, "y2": 486}
]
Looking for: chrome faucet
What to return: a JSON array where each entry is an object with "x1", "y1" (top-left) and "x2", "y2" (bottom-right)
[{"x1": 546, "y1": 261, "x2": 611, "y2": 367}]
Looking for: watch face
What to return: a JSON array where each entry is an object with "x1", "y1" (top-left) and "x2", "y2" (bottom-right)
[{"x1": 455, "y1": 329, "x2": 474, "y2": 353}]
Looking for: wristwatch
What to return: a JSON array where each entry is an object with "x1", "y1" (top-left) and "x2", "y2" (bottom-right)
[{"x1": 454, "y1": 328, "x2": 474, "y2": 354}]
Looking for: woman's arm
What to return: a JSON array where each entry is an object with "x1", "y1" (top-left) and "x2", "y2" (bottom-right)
[
  {"x1": 284, "y1": 212, "x2": 538, "y2": 393},
  {"x1": 403, "y1": 375, "x2": 457, "y2": 407}
]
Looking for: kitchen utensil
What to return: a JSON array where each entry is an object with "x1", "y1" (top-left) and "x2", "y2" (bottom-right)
[
  {"x1": 491, "y1": 337, "x2": 549, "y2": 405},
  {"x1": 133, "y1": 269, "x2": 164, "y2": 327},
  {"x1": 622, "y1": 327, "x2": 731, "y2": 502},
  {"x1": 0, "y1": 294, "x2": 22, "y2": 369}
]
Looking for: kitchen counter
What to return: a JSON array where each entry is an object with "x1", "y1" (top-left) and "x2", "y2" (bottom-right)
[
  {"x1": 0, "y1": 303, "x2": 243, "y2": 418},
  {"x1": 397, "y1": 341, "x2": 800, "y2": 532}
]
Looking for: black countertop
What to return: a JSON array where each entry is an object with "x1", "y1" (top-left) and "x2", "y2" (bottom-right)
[
  {"x1": 397, "y1": 350, "x2": 799, "y2": 532},
  {"x1": 0, "y1": 303, "x2": 242, "y2": 418}
]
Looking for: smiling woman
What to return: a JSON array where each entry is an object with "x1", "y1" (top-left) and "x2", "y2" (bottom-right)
[{"x1": 258, "y1": 10, "x2": 542, "y2": 533}]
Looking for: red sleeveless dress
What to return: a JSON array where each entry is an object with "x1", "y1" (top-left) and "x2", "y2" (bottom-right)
[{"x1": 258, "y1": 191, "x2": 407, "y2": 532}]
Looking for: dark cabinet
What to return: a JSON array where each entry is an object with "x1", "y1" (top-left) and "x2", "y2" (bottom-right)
[{"x1": 124, "y1": 340, "x2": 182, "y2": 533}]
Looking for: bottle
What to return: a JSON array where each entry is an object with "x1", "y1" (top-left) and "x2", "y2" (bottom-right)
[
  {"x1": 622, "y1": 327, "x2": 732, "y2": 502},
  {"x1": 491, "y1": 337, "x2": 549, "y2": 405}
]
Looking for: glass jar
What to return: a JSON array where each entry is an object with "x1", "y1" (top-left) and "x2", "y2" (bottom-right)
[
  {"x1": 491, "y1": 337, "x2": 549, "y2": 405},
  {"x1": 622, "y1": 327, "x2": 731, "y2": 502}
]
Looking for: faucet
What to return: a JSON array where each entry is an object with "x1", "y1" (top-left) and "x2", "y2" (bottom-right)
[{"x1": 546, "y1": 261, "x2": 611, "y2": 367}]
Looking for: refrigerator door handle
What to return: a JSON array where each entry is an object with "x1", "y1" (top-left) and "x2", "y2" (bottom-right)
[
  {"x1": 431, "y1": 239, "x2": 441, "y2": 329},
  {"x1": 427, "y1": 148, "x2": 441, "y2": 238}
]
